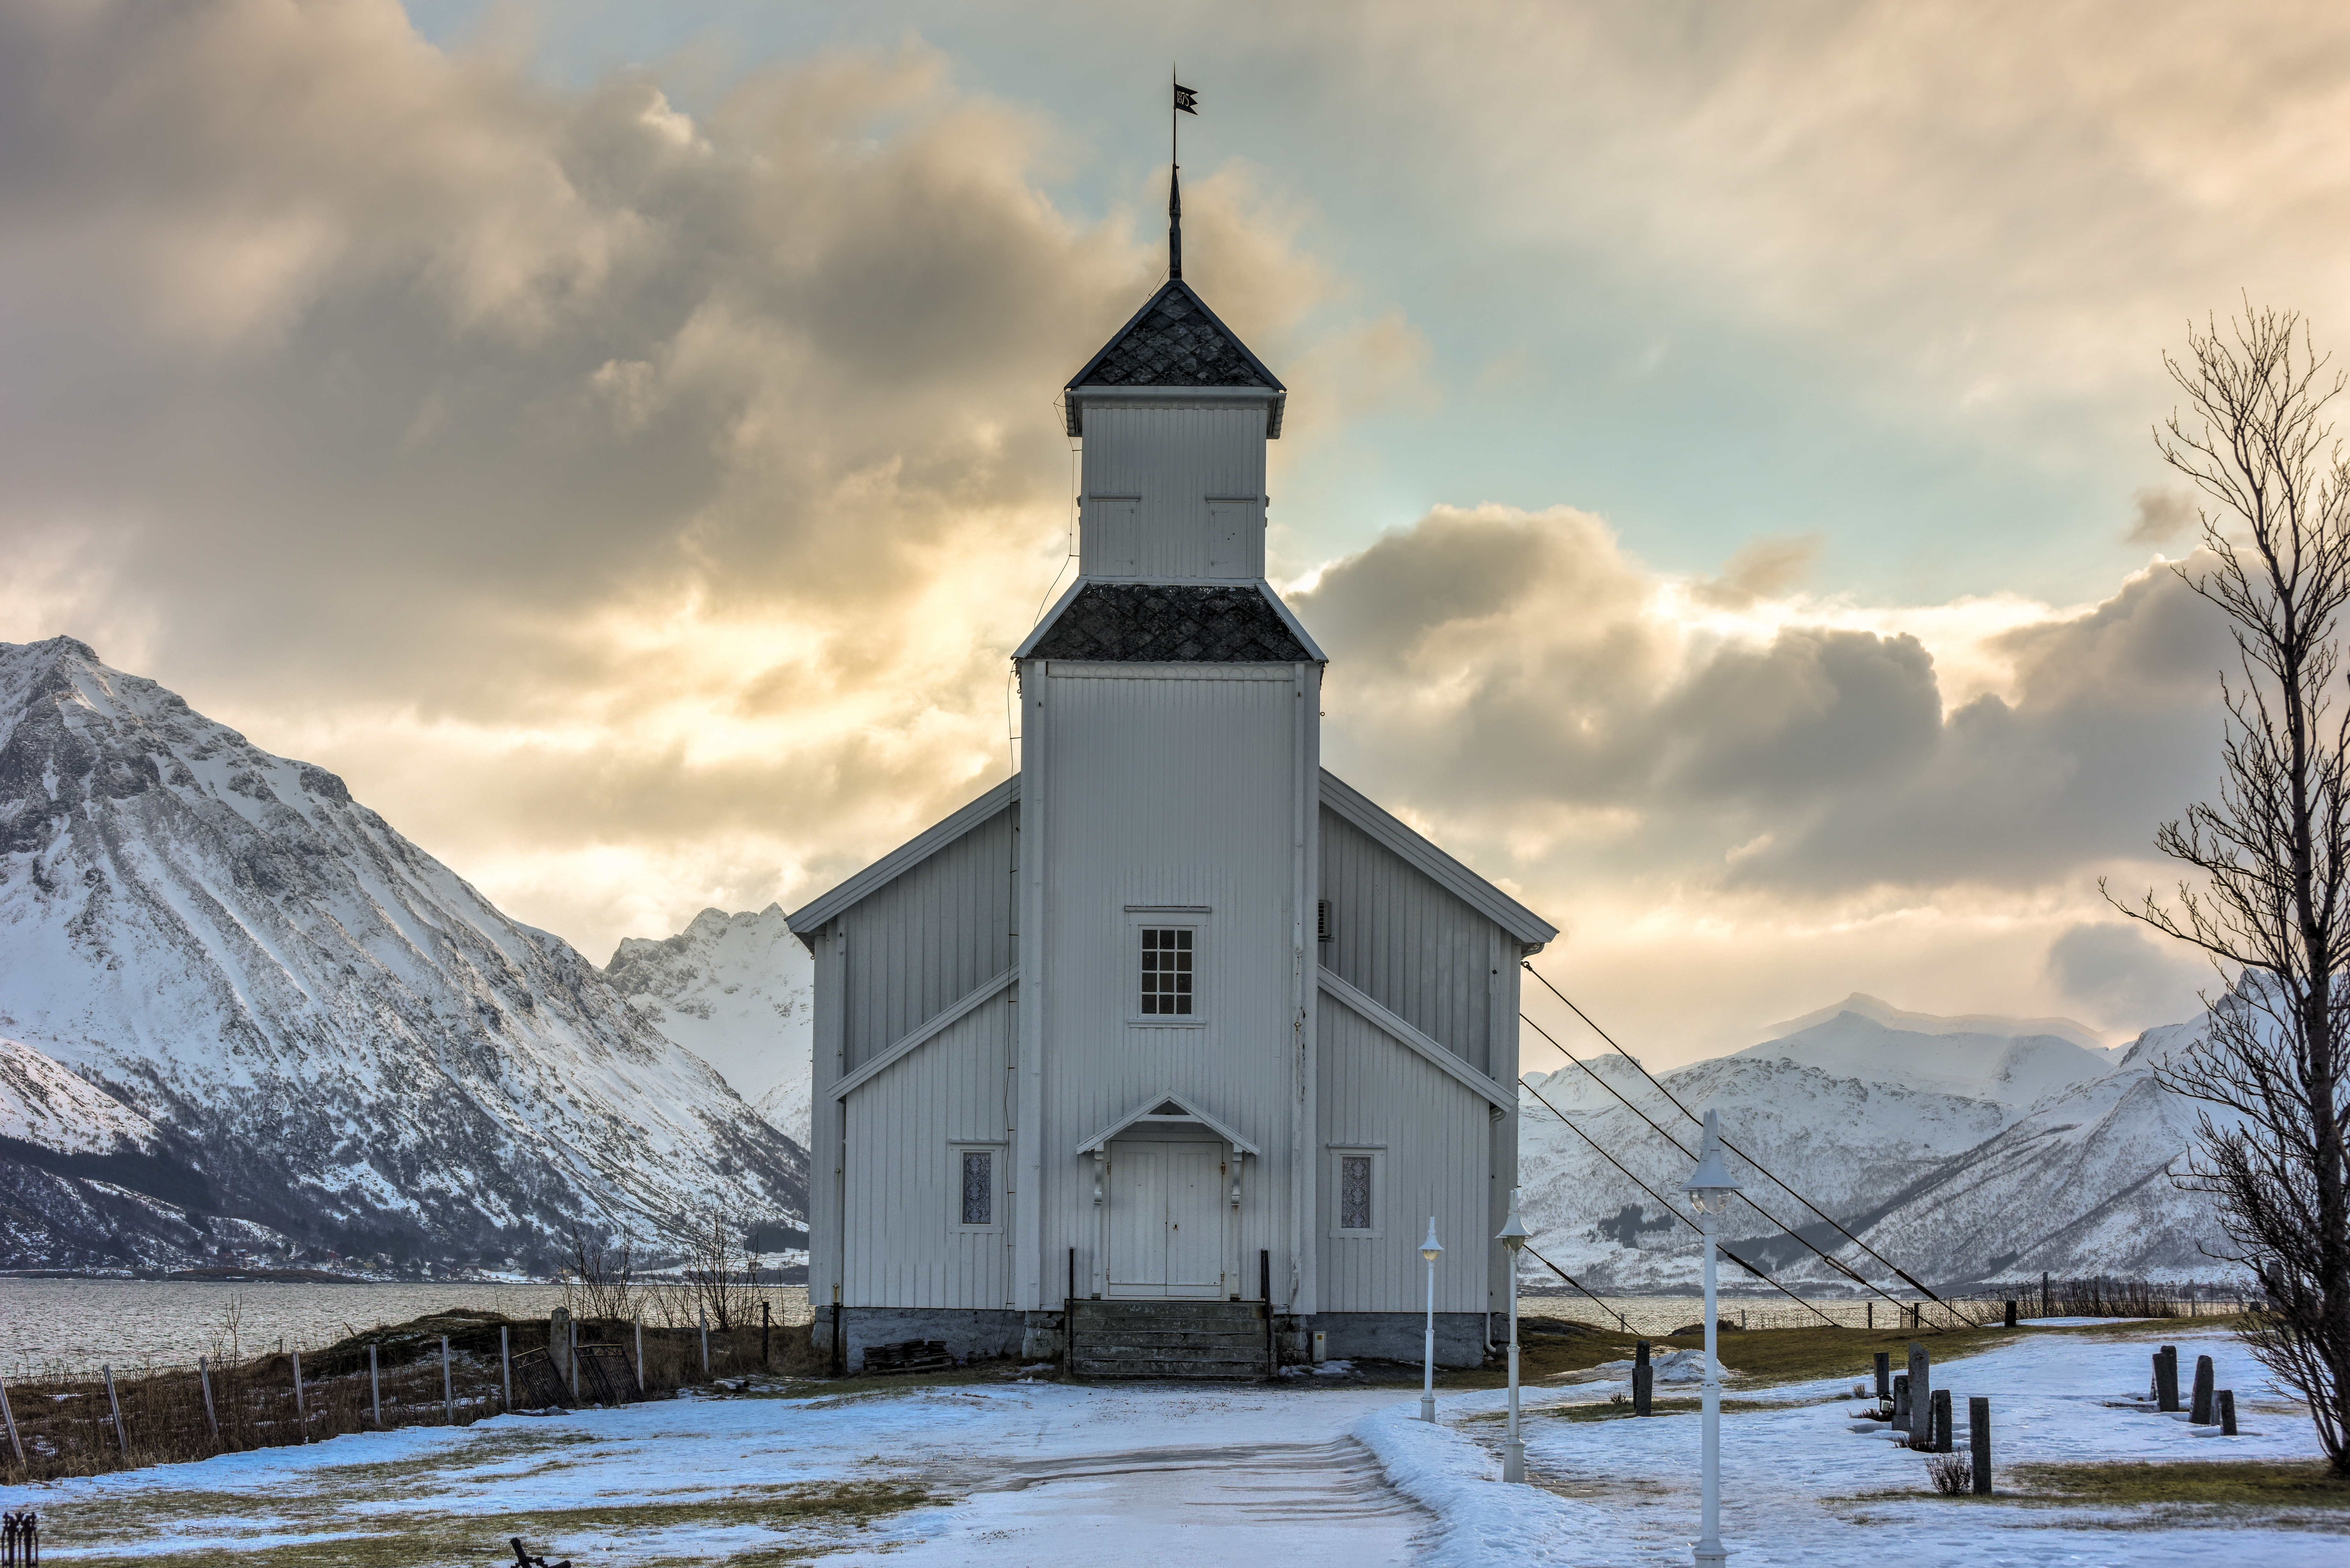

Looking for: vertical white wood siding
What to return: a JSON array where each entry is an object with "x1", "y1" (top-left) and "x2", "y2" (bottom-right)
[
  {"x1": 841, "y1": 994, "x2": 1015, "y2": 1308},
  {"x1": 1034, "y1": 662, "x2": 1311, "y2": 1306},
  {"x1": 839, "y1": 806, "x2": 1016, "y2": 1073},
  {"x1": 1079, "y1": 403, "x2": 1268, "y2": 581},
  {"x1": 1315, "y1": 992, "x2": 1496, "y2": 1312},
  {"x1": 1318, "y1": 806, "x2": 1504, "y2": 1077}
]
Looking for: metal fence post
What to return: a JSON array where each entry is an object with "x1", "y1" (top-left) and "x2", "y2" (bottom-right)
[
  {"x1": 0, "y1": 1375, "x2": 22, "y2": 1463},
  {"x1": 102, "y1": 1365, "x2": 129, "y2": 1458},
  {"x1": 196, "y1": 1358, "x2": 218, "y2": 1444}
]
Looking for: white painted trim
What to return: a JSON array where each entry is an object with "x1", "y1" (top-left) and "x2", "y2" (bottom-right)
[
  {"x1": 1317, "y1": 967, "x2": 1513, "y2": 1110},
  {"x1": 1077, "y1": 1089, "x2": 1262, "y2": 1157},
  {"x1": 1069, "y1": 385, "x2": 1283, "y2": 404},
  {"x1": 1013, "y1": 579, "x2": 1089, "y2": 659},
  {"x1": 1046, "y1": 660, "x2": 1299, "y2": 682},
  {"x1": 1262, "y1": 586, "x2": 1329, "y2": 664},
  {"x1": 1318, "y1": 770, "x2": 1558, "y2": 949},
  {"x1": 785, "y1": 776, "x2": 1020, "y2": 940},
  {"x1": 832, "y1": 967, "x2": 1018, "y2": 1100}
]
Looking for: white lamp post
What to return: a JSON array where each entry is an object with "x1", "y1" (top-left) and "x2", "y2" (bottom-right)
[
  {"x1": 1682, "y1": 1109, "x2": 1743, "y2": 1568},
  {"x1": 1496, "y1": 1187, "x2": 1532, "y2": 1482},
  {"x1": 1419, "y1": 1216, "x2": 1444, "y2": 1422}
]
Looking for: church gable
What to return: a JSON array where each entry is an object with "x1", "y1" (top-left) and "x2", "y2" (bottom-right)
[{"x1": 1020, "y1": 582, "x2": 1314, "y2": 663}]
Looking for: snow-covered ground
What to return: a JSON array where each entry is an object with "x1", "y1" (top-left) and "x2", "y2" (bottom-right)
[{"x1": 19, "y1": 1326, "x2": 2337, "y2": 1565}]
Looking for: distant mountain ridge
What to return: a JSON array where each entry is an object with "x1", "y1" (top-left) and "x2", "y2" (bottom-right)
[
  {"x1": 1519, "y1": 992, "x2": 2235, "y2": 1291},
  {"x1": 602, "y1": 907, "x2": 812, "y2": 1144},
  {"x1": 0, "y1": 637, "x2": 806, "y2": 1275}
]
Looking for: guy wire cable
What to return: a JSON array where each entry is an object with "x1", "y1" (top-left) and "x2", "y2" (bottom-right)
[
  {"x1": 1519, "y1": 1072, "x2": 1841, "y2": 1328},
  {"x1": 1524, "y1": 960, "x2": 1956, "y2": 1313},
  {"x1": 1520, "y1": 1244, "x2": 1632, "y2": 1333},
  {"x1": 1519, "y1": 1009, "x2": 1898, "y2": 1311}
]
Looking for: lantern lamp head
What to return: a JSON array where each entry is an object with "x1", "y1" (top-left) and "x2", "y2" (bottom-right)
[
  {"x1": 1682, "y1": 1108, "x2": 1742, "y2": 1216},
  {"x1": 1420, "y1": 1216, "x2": 1444, "y2": 1264},
  {"x1": 1494, "y1": 1187, "x2": 1532, "y2": 1254}
]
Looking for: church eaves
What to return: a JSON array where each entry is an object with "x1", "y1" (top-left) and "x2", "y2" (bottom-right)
[
  {"x1": 1062, "y1": 281, "x2": 1286, "y2": 437},
  {"x1": 1022, "y1": 582, "x2": 1314, "y2": 663}
]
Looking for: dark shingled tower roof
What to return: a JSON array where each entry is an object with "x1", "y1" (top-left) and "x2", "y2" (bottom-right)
[
  {"x1": 1024, "y1": 583, "x2": 1313, "y2": 663},
  {"x1": 1063, "y1": 281, "x2": 1286, "y2": 436}
]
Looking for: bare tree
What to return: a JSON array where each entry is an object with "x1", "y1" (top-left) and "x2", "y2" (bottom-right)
[
  {"x1": 2113, "y1": 301, "x2": 2350, "y2": 1474},
  {"x1": 559, "y1": 1225, "x2": 639, "y2": 1323},
  {"x1": 678, "y1": 1201, "x2": 760, "y2": 1332}
]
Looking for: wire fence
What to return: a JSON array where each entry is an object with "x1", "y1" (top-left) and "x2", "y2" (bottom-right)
[{"x1": 0, "y1": 1299, "x2": 820, "y2": 1483}]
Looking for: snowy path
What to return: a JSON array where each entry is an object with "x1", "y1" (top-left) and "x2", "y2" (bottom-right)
[{"x1": 870, "y1": 1434, "x2": 1425, "y2": 1565}]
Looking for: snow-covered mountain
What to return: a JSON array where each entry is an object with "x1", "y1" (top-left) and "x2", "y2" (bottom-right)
[
  {"x1": 0, "y1": 637, "x2": 806, "y2": 1274},
  {"x1": 1517, "y1": 995, "x2": 2236, "y2": 1292},
  {"x1": 602, "y1": 907, "x2": 813, "y2": 1145}
]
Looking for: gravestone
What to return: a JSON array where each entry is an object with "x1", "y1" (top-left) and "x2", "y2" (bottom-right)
[
  {"x1": 1907, "y1": 1343, "x2": 1931, "y2": 1448},
  {"x1": 1893, "y1": 1372, "x2": 1911, "y2": 1432},
  {"x1": 1968, "y1": 1395, "x2": 1991, "y2": 1494},
  {"x1": 1874, "y1": 1351, "x2": 1891, "y2": 1400},
  {"x1": 2191, "y1": 1354, "x2": 2216, "y2": 1424},
  {"x1": 549, "y1": 1308, "x2": 572, "y2": 1385},
  {"x1": 2155, "y1": 1345, "x2": 2179, "y2": 1412},
  {"x1": 2218, "y1": 1390, "x2": 2238, "y2": 1436},
  {"x1": 1633, "y1": 1340, "x2": 1653, "y2": 1417},
  {"x1": 1929, "y1": 1387, "x2": 1953, "y2": 1453}
]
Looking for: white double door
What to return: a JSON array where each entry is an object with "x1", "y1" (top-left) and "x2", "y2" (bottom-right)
[{"x1": 1107, "y1": 1139, "x2": 1225, "y2": 1299}]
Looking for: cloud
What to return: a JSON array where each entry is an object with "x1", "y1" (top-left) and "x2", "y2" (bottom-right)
[
  {"x1": 0, "y1": 0, "x2": 1369, "y2": 955},
  {"x1": 2127, "y1": 485, "x2": 2197, "y2": 544},
  {"x1": 2048, "y1": 921, "x2": 2208, "y2": 1026},
  {"x1": 1297, "y1": 505, "x2": 2229, "y2": 899}
]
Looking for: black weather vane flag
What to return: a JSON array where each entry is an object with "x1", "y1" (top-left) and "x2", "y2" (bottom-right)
[{"x1": 1169, "y1": 73, "x2": 1198, "y2": 279}]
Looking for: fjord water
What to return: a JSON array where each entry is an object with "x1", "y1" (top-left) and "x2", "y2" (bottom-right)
[{"x1": 0, "y1": 1279, "x2": 815, "y2": 1374}]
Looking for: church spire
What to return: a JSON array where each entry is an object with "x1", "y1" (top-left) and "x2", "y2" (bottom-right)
[
  {"x1": 1168, "y1": 163, "x2": 1183, "y2": 281},
  {"x1": 1170, "y1": 76, "x2": 1197, "y2": 282}
]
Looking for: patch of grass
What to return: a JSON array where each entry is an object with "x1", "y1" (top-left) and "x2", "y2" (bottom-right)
[
  {"x1": 47, "y1": 1480, "x2": 936, "y2": 1568},
  {"x1": 2011, "y1": 1459, "x2": 2350, "y2": 1511}
]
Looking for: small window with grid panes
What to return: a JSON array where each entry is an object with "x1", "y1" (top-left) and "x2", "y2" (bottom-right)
[{"x1": 1139, "y1": 927, "x2": 1194, "y2": 1016}]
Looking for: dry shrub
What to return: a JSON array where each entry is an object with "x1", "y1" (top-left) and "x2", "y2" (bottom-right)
[{"x1": 1925, "y1": 1452, "x2": 1974, "y2": 1496}]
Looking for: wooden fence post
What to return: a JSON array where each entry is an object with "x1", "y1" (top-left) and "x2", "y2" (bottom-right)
[
  {"x1": 2003, "y1": 1300, "x2": 2017, "y2": 1329},
  {"x1": 441, "y1": 1338, "x2": 453, "y2": 1424},
  {"x1": 197, "y1": 1358, "x2": 218, "y2": 1444},
  {"x1": 291, "y1": 1351, "x2": 308, "y2": 1443},
  {"x1": 369, "y1": 1343, "x2": 381, "y2": 1426},
  {"x1": 1969, "y1": 1396, "x2": 1991, "y2": 1494},
  {"x1": 500, "y1": 1327, "x2": 512, "y2": 1411},
  {"x1": 0, "y1": 1375, "x2": 22, "y2": 1463},
  {"x1": 102, "y1": 1365, "x2": 128, "y2": 1459}
]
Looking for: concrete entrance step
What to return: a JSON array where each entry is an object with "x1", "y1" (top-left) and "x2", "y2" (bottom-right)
[{"x1": 1067, "y1": 1299, "x2": 1272, "y2": 1381}]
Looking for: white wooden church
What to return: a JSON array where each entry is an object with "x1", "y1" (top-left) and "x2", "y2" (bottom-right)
[{"x1": 788, "y1": 176, "x2": 1556, "y2": 1376}]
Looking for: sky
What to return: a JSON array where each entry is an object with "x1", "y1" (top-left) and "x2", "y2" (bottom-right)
[{"x1": 4, "y1": 0, "x2": 2333, "y2": 1065}]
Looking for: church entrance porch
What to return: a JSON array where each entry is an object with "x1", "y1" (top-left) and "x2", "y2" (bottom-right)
[{"x1": 1105, "y1": 1137, "x2": 1226, "y2": 1300}]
